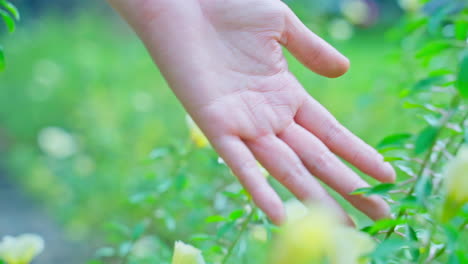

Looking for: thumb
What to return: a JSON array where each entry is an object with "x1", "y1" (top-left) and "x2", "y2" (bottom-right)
[{"x1": 280, "y1": 6, "x2": 350, "y2": 78}]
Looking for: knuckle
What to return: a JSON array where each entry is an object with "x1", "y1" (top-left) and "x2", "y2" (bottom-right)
[
  {"x1": 313, "y1": 150, "x2": 334, "y2": 172},
  {"x1": 236, "y1": 159, "x2": 260, "y2": 178},
  {"x1": 322, "y1": 121, "x2": 343, "y2": 145}
]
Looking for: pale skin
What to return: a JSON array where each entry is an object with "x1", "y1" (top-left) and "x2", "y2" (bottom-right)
[{"x1": 107, "y1": 0, "x2": 396, "y2": 225}]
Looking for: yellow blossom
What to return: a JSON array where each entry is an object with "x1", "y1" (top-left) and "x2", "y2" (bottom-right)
[
  {"x1": 0, "y1": 234, "x2": 44, "y2": 264},
  {"x1": 250, "y1": 225, "x2": 268, "y2": 242},
  {"x1": 171, "y1": 241, "x2": 206, "y2": 264},
  {"x1": 398, "y1": 0, "x2": 421, "y2": 12},
  {"x1": 186, "y1": 115, "x2": 209, "y2": 148},
  {"x1": 441, "y1": 146, "x2": 468, "y2": 222},
  {"x1": 269, "y1": 202, "x2": 375, "y2": 264},
  {"x1": 341, "y1": 0, "x2": 370, "y2": 25}
]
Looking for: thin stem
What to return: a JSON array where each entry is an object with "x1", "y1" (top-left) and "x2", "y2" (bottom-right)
[
  {"x1": 222, "y1": 209, "x2": 255, "y2": 264},
  {"x1": 385, "y1": 96, "x2": 461, "y2": 240}
]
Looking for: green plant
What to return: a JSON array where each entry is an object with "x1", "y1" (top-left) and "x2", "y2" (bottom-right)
[
  {"x1": 0, "y1": 0, "x2": 19, "y2": 70},
  {"x1": 91, "y1": 1, "x2": 468, "y2": 264}
]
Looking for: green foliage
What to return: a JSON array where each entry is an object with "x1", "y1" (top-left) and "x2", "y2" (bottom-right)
[
  {"x1": 0, "y1": 0, "x2": 18, "y2": 70},
  {"x1": 0, "y1": 1, "x2": 467, "y2": 264}
]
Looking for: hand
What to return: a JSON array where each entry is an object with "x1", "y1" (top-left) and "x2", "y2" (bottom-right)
[{"x1": 109, "y1": 0, "x2": 396, "y2": 225}]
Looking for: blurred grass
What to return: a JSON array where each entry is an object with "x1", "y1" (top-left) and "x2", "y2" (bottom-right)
[{"x1": 0, "y1": 10, "x2": 414, "y2": 242}]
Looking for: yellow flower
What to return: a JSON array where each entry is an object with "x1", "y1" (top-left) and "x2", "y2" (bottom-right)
[
  {"x1": 0, "y1": 234, "x2": 44, "y2": 264},
  {"x1": 441, "y1": 146, "x2": 468, "y2": 221},
  {"x1": 397, "y1": 0, "x2": 421, "y2": 12},
  {"x1": 250, "y1": 225, "x2": 268, "y2": 242},
  {"x1": 341, "y1": 0, "x2": 370, "y2": 25},
  {"x1": 186, "y1": 115, "x2": 209, "y2": 148},
  {"x1": 171, "y1": 241, "x2": 206, "y2": 264},
  {"x1": 269, "y1": 201, "x2": 375, "y2": 264}
]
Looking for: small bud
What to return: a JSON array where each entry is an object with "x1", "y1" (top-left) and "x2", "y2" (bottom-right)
[
  {"x1": 171, "y1": 241, "x2": 206, "y2": 264},
  {"x1": 441, "y1": 146, "x2": 468, "y2": 222},
  {"x1": 0, "y1": 234, "x2": 44, "y2": 264},
  {"x1": 269, "y1": 202, "x2": 374, "y2": 264}
]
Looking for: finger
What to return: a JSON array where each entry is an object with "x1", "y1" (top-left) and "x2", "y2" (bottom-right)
[
  {"x1": 211, "y1": 135, "x2": 285, "y2": 225},
  {"x1": 280, "y1": 4, "x2": 350, "y2": 78},
  {"x1": 296, "y1": 96, "x2": 396, "y2": 183},
  {"x1": 279, "y1": 123, "x2": 390, "y2": 220},
  {"x1": 246, "y1": 134, "x2": 353, "y2": 225}
]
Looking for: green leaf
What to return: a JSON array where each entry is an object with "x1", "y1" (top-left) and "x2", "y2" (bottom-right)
[
  {"x1": 0, "y1": 9, "x2": 14, "y2": 32},
  {"x1": 398, "y1": 195, "x2": 421, "y2": 210},
  {"x1": 377, "y1": 133, "x2": 412, "y2": 150},
  {"x1": 412, "y1": 76, "x2": 449, "y2": 94},
  {"x1": 407, "y1": 226, "x2": 420, "y2": 261},
  {"x1": 455, "y1": 19, "x2": 468, "y2": 41},
  {"x1": 414, "y1": 126, "x2": 439, "y2": 154},
  {"x1": 350, "y1": 183, "x2": 396, "y2": 197},
  {"x1": 416, "y1": 41, "x2": 452, "y2": 59},
  {"x1": 0, "y1": 1, "x2": 19, "y2": 20},
  {"x1": 229, "y1": 209, "x2": 245, "y2": 220},
  {"x1": 429, "y1": 69, "x2": 454, "y2": 77},
  {"x1": 362, "y1": 218, "x2": 407, "y2": 235},
  {"x1": 456, "y1": 55, "x2": 468, "y2": 98},
  {"x1": 370, "y1": 238, "x2": 410, "y2": 259},
  {"x1": 383, "y1": 156, "x2": 405, "y2": 162},
  {"x1": 217, "y1": 221, "x2": 235, "y2": 237},
  {"x1": 190, "y1": 234, "x2": 213, "y2": 242},
  {"x1": 205, "y1": 215, "x2": 226, "y2": 223}
]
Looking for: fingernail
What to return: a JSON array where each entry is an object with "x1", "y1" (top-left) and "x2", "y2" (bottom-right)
[{"x1": 382, "y1": 162, "x2": 396, "y2": 182}]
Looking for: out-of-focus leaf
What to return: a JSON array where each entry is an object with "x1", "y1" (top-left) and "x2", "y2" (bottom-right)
[
  {"x1": 455, "y1": 20, "x2": 468, "y2": 40},
  {"x1": 149, "y1": 147, "x2": 170, "y2": 160},
  {"x1": 174, "y1": 172, "x2": 187, "y2": 191},
  {"x1": 132, "y1": 222, "x2": 146, "y2": 240},
  {"x1": 0, "y1": 9, "x2": 14, "y2": 32},
  {"x1": 426, "y1": 2, "x2": 461, "y2": 35},
  {"x1": 105, "y1": 222, "x2": 131, "y2": 237},
  {"x1": 229, "y1": 209, "x2": 244, "y2": 220},
  {"x1": 415, "y1": 126, "x2": 439, "y2": 154},
  {"x1": 205, "y1": 215, "x2": 226, "y2": 223},
  {"x1": 217, "y1": 221, "x2": 235, "y2": 237},
  {"x1": 416, "y1": 41, "x2": 452, "y2": 59},
  {"x1": 429, "y1": 69, "x2": 454, "y2": 77},
  {"x1": 118, "y1": 241, "x2": 132, "y2": 257},
  {"x1": 190, "y1": 234, "x2": 213, "y2": 242},
  {"x1": 350, "y1": 183, "x2": 396, "y2": 197},
  {"x1": 456, "y1": 55, "x2": 468, "y2": 98},
  {"x1": 0, "y1": 1, "x2": 19, "y2": 20},
  {"x1": 412, "y1": 76, "x2": 448, "y2": 94},
  {"x1": 399, "y1": 196, "x2": 421, "y2": 210},
  {"x1": 377, "y1": 133, "x2": 412, "y2": 150},
  {"x1": 95, "y1": 247, "x2": 115, "y2": 258},
  {"x1": 129, "y1": 192, "x2": 156, "y2": 204}
]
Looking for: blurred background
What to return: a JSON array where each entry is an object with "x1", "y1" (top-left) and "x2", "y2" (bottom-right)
[{"x1": 0, "y1": 0, "x2": 419, "y2": 263}]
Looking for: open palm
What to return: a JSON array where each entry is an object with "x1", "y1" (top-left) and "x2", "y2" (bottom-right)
[{"x1": 124, "y1": 0, "x2": 396, "y2": 224}]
